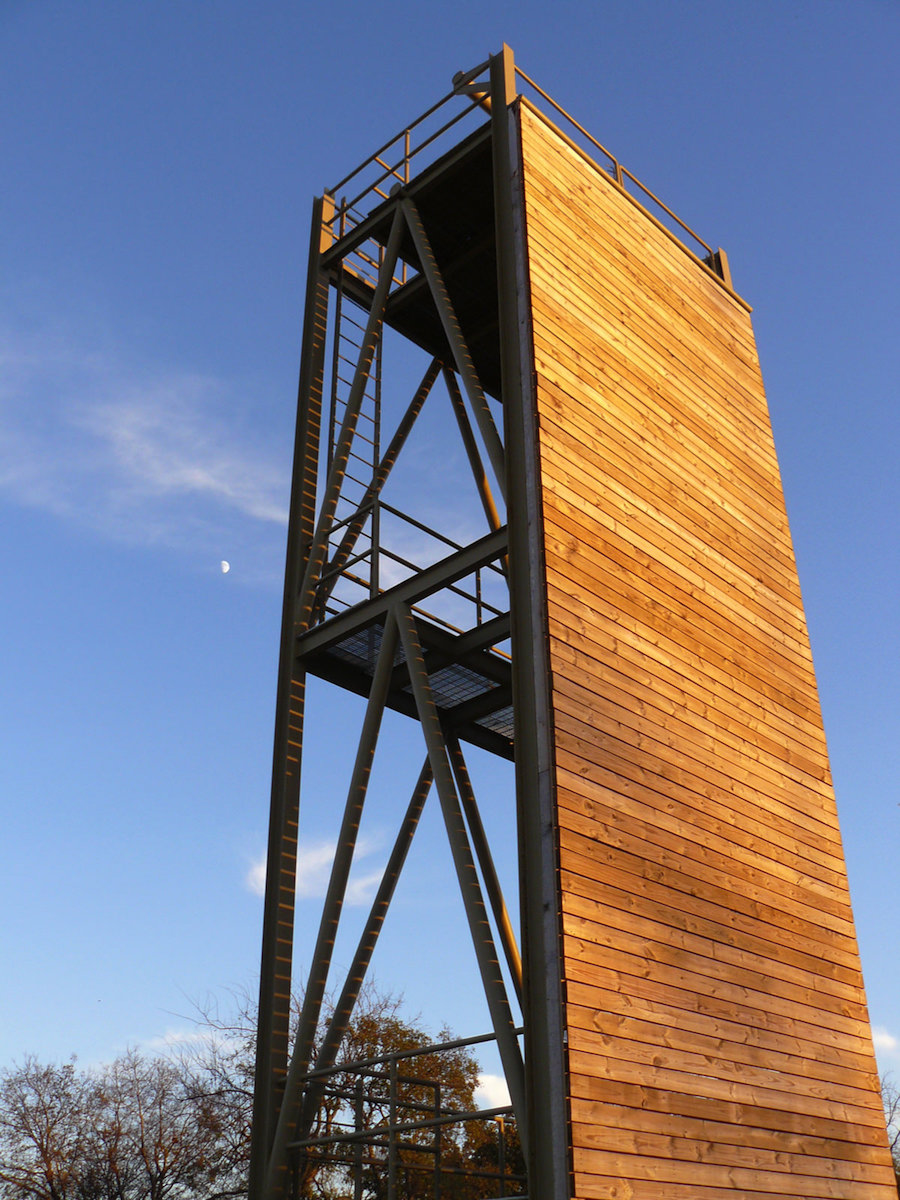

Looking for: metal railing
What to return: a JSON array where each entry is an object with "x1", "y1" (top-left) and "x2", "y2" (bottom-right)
[
  {"x1": 320, "y1": 50, "x2": 721, "y2": 278},
  {"x1": 325, "y1": 56, "x2": 493, "y2": 244},
  {"x1": 512, "y1": 65, "x2": 713, "y2": 262},
  {"x1": 288, "y1": 1030, "x2": 526, "y2": 1199},
  {"x1": 319, "y1": 499, "x2": 508, "y2": 636}
]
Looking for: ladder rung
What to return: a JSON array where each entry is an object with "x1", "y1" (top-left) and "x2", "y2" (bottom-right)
[
  {"x1": 343, "y1": 470, "x2": 371, "y2": 488},
  {"x1": 347, "y1": 430, "x2": 376, "y2": 449},
  {"x1": 331, "y1": 403, "x2": 376, "y2": 431}
]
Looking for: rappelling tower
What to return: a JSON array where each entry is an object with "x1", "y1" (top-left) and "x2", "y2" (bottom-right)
[{"x1": 249, "y1": 46, "x2": 895, "y2": 1200}]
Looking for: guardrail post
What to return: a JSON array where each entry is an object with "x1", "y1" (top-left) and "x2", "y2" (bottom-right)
[
  {"x1": 490, "y1": 44, "x2": 517, "y2": 108},
  {"x1": 498, "y1": 1114, "x2": 507, "y2": 1194},
  {"x1": 353, "y1": 1080, "x2": 364, "y2": 1200},
  {"x1": 433, "y1": 1082, "x2": 442, "y2": 1200},
  {"x1": 388, "y1": 1055, "x2": 398, "y2": 1200},
  {"x1": 712, "y1": 246, "x2": 733, "y2": 288}
]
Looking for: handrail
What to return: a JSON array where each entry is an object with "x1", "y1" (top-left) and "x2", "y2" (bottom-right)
[
  {"x1": 286, "y1": 1030, "x2": 527, "y2": 1196},
  {"x1": 336, "y1": 96, "x2": 486, "y2": 225},
  {"x1": 320, "y1": 49, "x2": 722, "y2": 279},
  {"x1": 328, "y1": 62, "x2": 488, "y2": 196},
  {"x1": 303, "y1": 1025, "x2": 521, "y2": 1079},
  {"x1": 513, "y1": 66, "x2": 621, "y2": 180},
  {"x1": 292, "y1": 1102, "x2": 514, "y2": 1150},
  {"x1": 325, "y1": 65, "x2": 494, "y2": 242},
  {"x1": 513, "y1": 64, "x2": 713, "y2": 259}
]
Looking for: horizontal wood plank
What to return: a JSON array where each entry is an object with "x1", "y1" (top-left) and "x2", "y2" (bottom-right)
[{"x1": 519, "y1": 102, "x2": 893, "y2": 1196}]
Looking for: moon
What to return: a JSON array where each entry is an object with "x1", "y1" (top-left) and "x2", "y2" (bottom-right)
[{"x1": 220, "y1": 561, "x2": 230, "y2": 574}]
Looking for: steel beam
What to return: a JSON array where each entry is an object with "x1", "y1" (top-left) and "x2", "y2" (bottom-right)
[
  {"x1": 297, "y1": 758, "x2": 434, "y2": 1138},
  {"x1": 422, "y1": 610, "x2": 510, "y2": 658},
  {"x1": 442, "y1": 366, "x2": 504, "y2": 538},
  {"x1": 393, "y1": 602, "x2": 528, "y2": 1157},
  {"x1": 399, "y1": 197, "x2": 507, "y2": 502},
  {"x1": 490, "y1": 42, "x2": 571, "y2": 1200},
  {"x1": 264, "y1": 614, "x2": 401, "y2": 1197},
  {"x1": 249, "y1": 194, "x2": 332, "y2": 1200},
  {"x1": 254, "y1": 48, "x2": 577, "y2": 1200},
  {"x1": 294, "y1": 526, "x2": 507, "y2": 661},
  {"x1": 445, "y1": 731, "x2": 523, "y2": 1004}
]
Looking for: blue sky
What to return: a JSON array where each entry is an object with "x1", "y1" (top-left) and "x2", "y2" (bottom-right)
[{"x1": 1, "y1": 0, "x2": 898, "y2": 1091}]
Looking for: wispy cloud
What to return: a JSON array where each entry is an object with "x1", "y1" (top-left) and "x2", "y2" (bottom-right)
[
  {"x1": 245, "y1": 835, "x2": 385, "y2": 907},
  {"x1": 141, "y1": 1026, "x2": 216, "y2": 1054},
  {"x1": 475, "y1": 1073, "x2": 510, "y2": 1109},
  {"x1": 244, "y1": 856, "x2": 268, "y2": 898},
  {"x1": 0, "y1": 314, "x2": 289, "y2": 577},
  {"x1": 873, "y1": 1026, "x2": 900, "y2": 1060},
  {"x1": 80, "y1": 388, "x2": 288, "y2": 524},
  {"x1": 346, "y1": 867, "x2": 386, "y2": 907},
  {"x1": 0, "y1": 303, "x2": 504, "y2": 595}
]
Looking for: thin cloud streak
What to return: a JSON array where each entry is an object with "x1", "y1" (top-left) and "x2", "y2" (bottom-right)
[
  {"x1": 0, "y1": 308, "x2": 500, "y2": 591},
  {"x1": 0, "y1": 317, "x2": 289, "y2": 564},
  {"x1": 874, "y1": 1027, "x2": 900, "y2": 1058},
  {"x1": 81, "y1": 390, "x2": 289, "y2": 525},
  {"x1": 245, "y1": 835, "x2": 385, "y2": 908}
]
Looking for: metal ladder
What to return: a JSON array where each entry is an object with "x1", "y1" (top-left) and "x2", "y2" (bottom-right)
[{"x1": 323, "y1": 262, "x2": 383, "y2": 612}]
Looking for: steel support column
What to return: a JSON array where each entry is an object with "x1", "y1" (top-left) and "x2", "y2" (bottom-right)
[
  {"x1": 490, "y1": 43, "x2": 571, "y2": 1200},
  {"x1": 249, "y1": 194, "x2": 332, "y2": 1200},
  {"x1": 253, "y1": 47, "x2": 575, "y2": 1199},
  {"x1": 445, "y1": 729, "x2": 522, "y2": 1003}
]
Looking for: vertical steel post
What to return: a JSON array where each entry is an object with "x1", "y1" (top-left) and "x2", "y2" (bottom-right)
[
  {"x1": 489, "y1": 43, "x2": 572, "y2": 1200},
  {"x1": 249, "y1": 194, "x2": 333, "y2": 1200},
  {"x1": 388, "y1": 1056, "x2": 398, "y2": 1200},
  {"x1": 498, "y1": 1115, "x2": 507, "y2": 1194},
  {"x1": 255, "y1": 47, "x2": 578, "y2": 1200},
  {"x1": 433, "y1": 1083, "x2": 442, "y2": 1200},
  {"x1": 353, "y1": 1081, "x2": 364, "y2": 1200}
]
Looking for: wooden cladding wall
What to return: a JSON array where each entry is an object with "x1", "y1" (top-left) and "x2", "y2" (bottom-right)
[{"x1": 517, "y1": 103, "x2": 894, "y2": 1199}]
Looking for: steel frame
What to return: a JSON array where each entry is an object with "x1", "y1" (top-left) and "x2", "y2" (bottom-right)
[
  {"x1": 290, "y1": 1030, "x2": 526, "y2": 1199},
  {"x1": 250, "y1": 54, "x2": 544, "y2": 1199},
  {"x1": 248, "y1": 42, "x2": 744, "y2": 1200},
  {"x1": 489, "y1": 49, "x2": 571, "y2": 1200},
  {"x1": 250, "y1": 40, "x2": 742, "y2": 1200}
]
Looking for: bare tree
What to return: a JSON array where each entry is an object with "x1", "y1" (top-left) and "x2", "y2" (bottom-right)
[
  {"x1": 0, "y1": 1057, "x2": 87, "y2": 1200},
  {"x1": 0, "y1": 1051, "x2": 221, "y2": 1200},
  {"x1": 0, "y1": 988, "x2": 511, "y2": 1200},
  {"x1": 172, "y1": 991, "x2": 258, "y2": 1199},
  {"x1": 176, "y1": 985, "x2": 493, "y2": 1199},
  {"x1": 883, "y1": 1073, "x2": 900, "y2": 1196}
]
